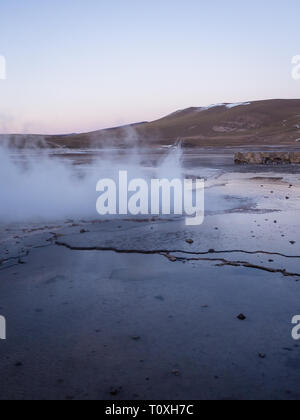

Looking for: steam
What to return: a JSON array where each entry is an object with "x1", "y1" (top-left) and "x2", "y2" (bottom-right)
[
  {"x1": 0, "y1": 136, "x2": 183, "y2": 223},
  {"x1": 0, "y1": 146, "x2": 96, "y2": 222}
]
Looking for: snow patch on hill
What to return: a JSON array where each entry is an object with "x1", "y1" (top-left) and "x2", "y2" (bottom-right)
[
  {"x1": 226, "y1": 102, "x2": 251, "y2": 109},
  {"x1": 197, "y1": 102, "x2": 251, "y2": 112}
]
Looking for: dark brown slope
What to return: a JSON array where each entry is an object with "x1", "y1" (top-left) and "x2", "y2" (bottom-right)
[
  {"x1": 2, "y1": 99, "x2": 300, "y2": 148},
  {"x1": 135, "y1": 99, "x2": 300, "y2": 147}
]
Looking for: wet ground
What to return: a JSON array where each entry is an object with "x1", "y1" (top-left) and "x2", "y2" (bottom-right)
[{"x1": 0, "y1": 148, "x2": 300, "y2": 400}]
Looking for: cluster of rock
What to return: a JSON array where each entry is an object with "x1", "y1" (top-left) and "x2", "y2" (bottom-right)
[{"x1": 234, "y1": 152, "x2": 300, "y2": 165}]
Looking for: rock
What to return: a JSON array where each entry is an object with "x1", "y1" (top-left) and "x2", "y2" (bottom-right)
[
  {"x1": 80, "y1": 229, "x2": 89, "y2": 234},
  {"x1": 15, "y1": 362, "x2": 23, "y2": 367},
  {"x1": 258, "y1": 353, "x2": 266, "y2": 359},
  {"x1": 235, "y1": 152, "x2": 300, "y2": 165},
  {"x1": 110, "y1": 386, "x2": 122, "y2": 396},
  {"x1": 185, "y1": 239, "x2": 194, "y2": 244},
  {"x1": 172, "y1": 370, "x2": 180, "y2": 376},
  {"x1": 237, "y1": 314, "x2": 246, "y2": 321},
  {"x1": 131, "y1": 336, "x2": 141, "y2": 341}
]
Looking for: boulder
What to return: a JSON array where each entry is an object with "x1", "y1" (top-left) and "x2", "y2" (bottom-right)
[{"x1": 234, "y1": 152, "x2": 300, "y2": 165}]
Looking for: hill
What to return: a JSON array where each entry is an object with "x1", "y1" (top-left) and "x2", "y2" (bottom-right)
[{"x1": 2, "y1": 99, "x2": 300, "y2": 149}]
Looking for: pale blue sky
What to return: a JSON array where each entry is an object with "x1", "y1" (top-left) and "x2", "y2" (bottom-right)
[{"x1": 0, "y1": 0, "x2": 300, "y2": 134}]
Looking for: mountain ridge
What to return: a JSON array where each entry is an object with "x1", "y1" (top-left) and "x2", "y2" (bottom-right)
[{"x1": 1, "y1": 99, "x2": 300, "y2": 149}]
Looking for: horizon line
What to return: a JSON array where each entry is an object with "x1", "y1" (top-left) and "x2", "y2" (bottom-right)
[{"x1": 1, "y1": 97, "x2": 299, "y2": 137}]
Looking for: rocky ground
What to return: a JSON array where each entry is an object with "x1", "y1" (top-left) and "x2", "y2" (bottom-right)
[{"x1": 0, "y1": 164, "x2": 300, "y2": 400}]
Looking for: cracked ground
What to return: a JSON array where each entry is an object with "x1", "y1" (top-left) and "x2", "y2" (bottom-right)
[{"x1": 1, "y1": 157, "x2": 300, "y2": 400}]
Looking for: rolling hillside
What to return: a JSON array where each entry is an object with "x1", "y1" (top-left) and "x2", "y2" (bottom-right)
[{"x1": 2, "y1": 99, "x2": 300, "y2": 149}]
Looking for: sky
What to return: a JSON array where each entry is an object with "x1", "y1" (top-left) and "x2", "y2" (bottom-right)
[{"x1": 0, "y1": 0, "x2": 300, "y2": 134}]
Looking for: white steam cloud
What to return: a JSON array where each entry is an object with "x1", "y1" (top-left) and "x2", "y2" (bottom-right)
[{"x1": 0, "y1": 138, "x2": 183, "y2": 223}]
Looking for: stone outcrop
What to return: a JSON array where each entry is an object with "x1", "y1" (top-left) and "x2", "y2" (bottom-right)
[{"x1": 234, "y1": 152, "x2": 300, "y2": 165}]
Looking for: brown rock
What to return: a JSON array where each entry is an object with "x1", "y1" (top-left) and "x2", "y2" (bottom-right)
[{"x1": 234, "y1": 152, "x2": 300, "y2": 165}]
